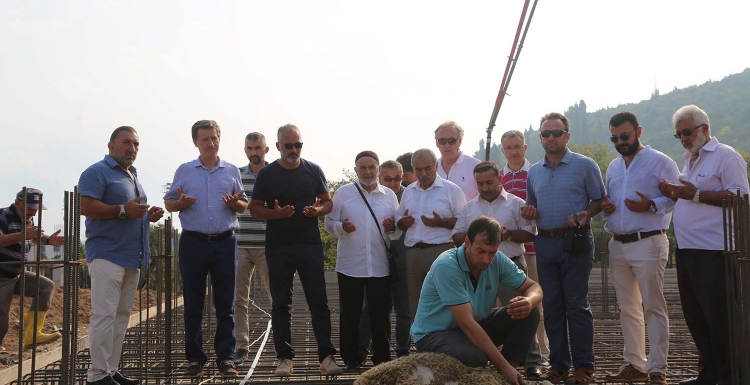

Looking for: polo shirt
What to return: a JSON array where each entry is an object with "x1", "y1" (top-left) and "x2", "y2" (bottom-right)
[
  {"x1": 396, "y1": 176, "x2": 467, "y2": 247},
  {"x1": 452, "y1": 189, "x2": 535, "y2": 258},
  {"x1": 79, "y1": 155, "x2": 151, "y2": 269},
  {"x1": 251, "y1": 158, "x2": 329, "y2": 247},
  {"x1": 236, "y1": 163, "x2": 267, "y2": 249},
  {"x1": 0, "y1": 204, "x2": 25, "y2": 276},
  {"x1": 674, "y1": 137, "x2": 749, "y2": 250},
  {"x1": 526, "y1": 150, "x2": 605, "y2": 230},
  {"x1": 603, "y1": 146, "x2": 680, "y2": 234},
  {"x1": 502, "y1": 159, "x2": 535, "y2": 254},
  {"x1": 163, "y1": 157, "x2": 247, "y2": 234},
  {"x1": 438, "y1": 152, "x2": 482, "y2": 201},
  {"x1": 324, "y1": 182, "x2": 400, "y2": 278},
  {"x1": 410, "y1": 245, "x2": 527, "y2": 342}
]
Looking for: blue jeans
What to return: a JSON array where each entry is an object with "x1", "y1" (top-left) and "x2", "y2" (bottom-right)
[
  {"x1": 534, "y1": 231, "x2": 594, "y2": 372},
  {"x1": 266, "y1": 244, "x2": 336, "y2": 362},
  {"x1": 179, "y1": 233, "x2": 237, "y2": 365},
  {"x1": 359, "y1": 267, "x2": 411, "y2": 358}
]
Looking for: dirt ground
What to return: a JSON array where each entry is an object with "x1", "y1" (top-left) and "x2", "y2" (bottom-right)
[{"x1": 0, "y1": 287, "x2": 161, "y2": 367}]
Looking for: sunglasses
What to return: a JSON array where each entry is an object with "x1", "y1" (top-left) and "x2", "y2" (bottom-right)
[
  {"x1": 283, "y1": 142, "x2": 303, "y2": 149},
  {"x1": 540, "y1": 130, "x2": 567, "y2": 138},
  {"x1": 610, "y1": 129, "x2": 637, "y2": 143},
  {"x1": 673, "y1": 124, "x2": 704, "y2": 139},
  {"x1": 382, "y1": 176, "x2": 402, "y2": 182},
  {"x1": 436, "y1": 138, "x2": 458, "y2": 145}
]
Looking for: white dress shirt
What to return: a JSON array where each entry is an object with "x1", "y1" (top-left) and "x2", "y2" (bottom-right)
[
  {"x1": 325, "y1": 182, "x2": 400, "y2": 278},
  {"x1": 396, "y1": 176, "x2": 467, "y2": 247},
  {"x1": 674, "y1": 137, "x2": 749, "y2": 250},
  {"x1": 452, "y1": 189, "x2": 536, "y2": 257},
  {"x1": 437, "y1": 151, "x2": 482, "y2": 201},
  {"x1": 603, "y1": 146, "x2": 680, "y2": 234}
]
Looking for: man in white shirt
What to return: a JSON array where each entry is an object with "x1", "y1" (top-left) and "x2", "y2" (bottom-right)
[
  {"x1": 659, "y1": 105, "x2": 749, "y2": 385},
  {"x1": 325, "y1": 151, "x2": 400, "y2": 370},
  {"x1": 397, "y1": 148, "x2": 467, "y2": 319},
  {"x1": 451, "y1": 160, "x2": 542, "y2": 380},
  {"x1": 602, "y1": 112, "x2": 680, "y2": 385},
  {"x1": 435, "y1": 121, "x2": 481, "y2": 201}
]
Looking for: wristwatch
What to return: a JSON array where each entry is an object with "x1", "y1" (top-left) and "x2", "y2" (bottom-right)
[
  {"x1": 118, "y1": 204, "x2": 127, "y2": 219},
  {"x1": 692, "y1": 189, "x2": 701, "y2": 203},
  {"x1": 505, "y1": 230, "x2": 514, "y2": 243},
  {"x1": 648, "y1": 201, "x2": 657, "y2": 214}
]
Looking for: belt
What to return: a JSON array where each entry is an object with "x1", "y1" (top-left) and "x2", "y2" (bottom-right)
[
  {"x1": 183, "y1": 230, "x2": 234, "y2": 242},
  {"x1": 538, "y1": 224, "x2": 591, "y2": 239},
  {"x1": 613, "y1": 229, "x2": 665, "y2": 244},
  {"x1": 412, "y1": 242, "x2": 449, "y2": 249}
]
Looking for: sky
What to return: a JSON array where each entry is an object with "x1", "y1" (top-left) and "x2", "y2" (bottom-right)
[{"x1": 2, "y1": 0, "x2": 749, "y2": 233}]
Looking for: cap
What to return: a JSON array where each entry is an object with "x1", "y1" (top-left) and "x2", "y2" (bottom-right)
[{"x1": 16, "y1": 188, "x2": 47, "y2": 210}]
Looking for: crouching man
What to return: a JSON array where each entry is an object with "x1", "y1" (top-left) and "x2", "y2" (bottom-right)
[{"x1": 410, "y1": 216, "x2": 541, "y2": 385}]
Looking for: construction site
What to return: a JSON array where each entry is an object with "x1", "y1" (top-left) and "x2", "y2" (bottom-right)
[{"x1": 1, "y1": 190, "x2": 748, "y2": 385}]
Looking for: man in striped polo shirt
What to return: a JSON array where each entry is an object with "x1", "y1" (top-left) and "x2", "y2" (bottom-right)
[
  {"x1": 233, "y1": 132, "x2": 273, "y2": 364},
  {"x1": 500, "y1": 130, "x2": 549, "y2": 378}
]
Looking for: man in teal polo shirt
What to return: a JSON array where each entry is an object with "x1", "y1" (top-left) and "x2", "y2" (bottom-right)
[{"x1": 411, "y1": 216, "x2": 542, "y2": 385}]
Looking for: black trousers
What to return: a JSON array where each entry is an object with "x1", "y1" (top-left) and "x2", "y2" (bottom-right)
[
  {"x1": 337, "y1": 273, "x2": 392, "y2": 365},
  {"x1": 676, "y1": 247, "x2": 730, "y2": 384}
]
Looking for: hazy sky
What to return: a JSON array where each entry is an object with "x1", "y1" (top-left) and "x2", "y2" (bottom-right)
[{"x1": 3, "y1": 0, "x2": 749, "y2": 232}]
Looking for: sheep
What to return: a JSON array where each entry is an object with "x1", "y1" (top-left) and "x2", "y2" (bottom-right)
[{"x1": 354, "y1": 352, "x2": 553, "y2": 385}]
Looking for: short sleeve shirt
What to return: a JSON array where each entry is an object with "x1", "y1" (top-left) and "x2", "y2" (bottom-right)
[
  {"x1": 252, "y1": 159, "x2": 329, "y2": 247},
  {"x1": 410, "y1": 245, "x2": 527, "y2": 342},
  {"x1": 236, "y1": 164, "x2": 267, "y2": 248}
]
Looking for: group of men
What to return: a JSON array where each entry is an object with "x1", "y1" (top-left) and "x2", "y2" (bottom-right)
[{"x1": 1, "y1": 103, "x2": 745, "y2": 385}]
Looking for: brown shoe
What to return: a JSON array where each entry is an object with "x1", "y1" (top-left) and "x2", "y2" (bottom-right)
[
  {"x1": 649, "y1": 371, "x2": 668, "y2": 385},
  {"x1": 544, "y1": 368, "x2": 570, "y2": 383},
  {"x1": 565, "y1": 367, "x2": 595, "y2": 384},
  {"x1": 605, "y1": 363, "x2": 648, "y2": 382}
]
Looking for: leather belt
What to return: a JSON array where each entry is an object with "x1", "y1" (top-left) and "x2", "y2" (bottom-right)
[
  {"x1": 538, "y1": 224, "x2": 590, "y2": 239},
  {"x1": 183, "y1": 230, "x2": 234, "y2": 242},
  {"x1": 412, "y1": 242, "x2": 450, "y2": 249},
  {"x1": 613, "y1": 229, "x2": 665, "y2": 244}
]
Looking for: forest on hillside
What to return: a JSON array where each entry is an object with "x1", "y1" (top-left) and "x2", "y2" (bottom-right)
[{"x1": 475, "y1": 68, "x2": 750, "y2": 167}]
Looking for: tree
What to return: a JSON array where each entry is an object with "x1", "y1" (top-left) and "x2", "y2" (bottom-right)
[{"x1": 319, "y1": 169, "x2": 357, "y2": 269}]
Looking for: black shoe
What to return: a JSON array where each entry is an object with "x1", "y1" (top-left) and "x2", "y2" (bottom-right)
[
  {"x1": 112, "y1": 372, "x2": 140, "y2": 385},
  {"x1": 525, "y1": 366, "x2": 542, "y2": 380},
  {"x1": 218, "y1": 360, "x2": 238, "y2": 377},
  {"x1": 345, "y1": 361, "x2": 361, "y2": 371},
  {"x1": 233, "y1": 349, "x2": 248, "y2": 364},
  {"x1": 678, "y1": 378, "x2": 713, "y2": 385},
  {"x1": 86, "y1": 376, "x2": 120, "y2": 385},
  {"x1": 183, "y1": 362, "x2": 203, "y2": 377},
  {"x1": 396, "y1": 350, "x2": 410, "y2": 358}
]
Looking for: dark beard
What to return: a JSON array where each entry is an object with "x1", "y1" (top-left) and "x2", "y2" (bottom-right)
[{"x1": 616, "y1": 138, "x2": 640, "y2": 156}]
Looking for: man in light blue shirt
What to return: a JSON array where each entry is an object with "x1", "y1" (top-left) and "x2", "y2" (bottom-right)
[
  {"x1": 411, "y1": 216, "x2": 541, "y2": 385},
  {"x1": 164, "y1": 120, "x2": 248, "y2": 378},
  {"x1": 522, "y1": 112, "x2": 605, "y2": 384}
]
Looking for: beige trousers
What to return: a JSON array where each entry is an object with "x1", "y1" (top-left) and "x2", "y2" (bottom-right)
[
  {"x1": 234, "y1": 247, "x2": 272, "y2": 351},
  {"x1": 406, "y1": 243, "x2": 454, "y2": 321},
  {"x1": 524, "y1": 253, "x2": 550, "y2": 356}
]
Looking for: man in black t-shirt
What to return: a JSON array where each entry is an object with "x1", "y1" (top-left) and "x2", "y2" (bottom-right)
[{"x1": 250, "y1": 124, "x2": 343, "y2": 377}]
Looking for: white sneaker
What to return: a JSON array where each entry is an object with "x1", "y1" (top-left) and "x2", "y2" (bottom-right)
[
  {"x1": 319, "y1": 355, "x2": 343, "y2": 375},
  {"x1": 275, "y1": 358, "x2": 293, "y2": 376}
]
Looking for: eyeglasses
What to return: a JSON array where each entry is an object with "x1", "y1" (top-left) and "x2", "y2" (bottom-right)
[
  {"x1": 673, "y1": 124, "x2": 704, "y2": 139},
  {"x1": 382, "y1": 176, "x2": 402, "y2": 182},
  {"x1": 503, "y1": 145, "x2": 524, "y2": 151},
  {"x1": 283, "y1": 142, "x2": 304, "y2": 149},
  {"x1": 540, "y1": 130, "x2": 567, "y2": 138},
  {"x1": 436, "y1": 138, "x2": 458, "y2": 145},
  {"x1": 610, "y1": 129, "x2": 637, "y2": 143}
]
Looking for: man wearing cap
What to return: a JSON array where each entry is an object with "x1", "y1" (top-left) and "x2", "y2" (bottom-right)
[
  {"x1": 164, "y1": 120, "x2": 247, "y2": 378},
  {"x1": 659, "y1": 105, "x2": 749, "y2": 385},
  {"x1": 79, "y1": 126, "x2": 164, "y2": 385},
  {"x1": 435, "y1": 121, "x2": 482, "y2": 201},
  {"x1": 249, "y1": 124, "x2": 343, "y2": 377},
  {"x1": 0, "y1": 188, "x2": 65, "y2": 351},
  {"x1": 232, "y1": 132, "x2": 273, "y2": 365},
  {"x1": 396, "y1": 148, "x2": 467, "y2": 320},
  {"x1": 325, "y1": 151, "x2": 400, "y2": 370}
]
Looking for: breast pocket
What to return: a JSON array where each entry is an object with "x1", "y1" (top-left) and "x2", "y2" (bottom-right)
[{"x1": 695, "y1": 172, "x2": 722, "y2": 192}]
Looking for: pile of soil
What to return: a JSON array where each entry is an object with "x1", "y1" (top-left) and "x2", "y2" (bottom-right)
[{"x1": 0, "y1": 286, "x2": 162, "y2": 366}]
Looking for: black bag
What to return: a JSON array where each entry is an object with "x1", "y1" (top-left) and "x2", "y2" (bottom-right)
[
  {"x1": 564, "y1": 220, "x2": 587, "y2": 255},
  {"x1": 354, "y1": 183, "x2": 399, "y2": 284}
]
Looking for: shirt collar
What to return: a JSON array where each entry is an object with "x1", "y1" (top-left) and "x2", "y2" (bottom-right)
[
  {"x1": 103, "y1": 154, "x2": 138, "y2": 173},
  {"x1": 356, "y1": 181, "x2": 387, "y2": 195},
  {"x1": 681, "y1": 137, "x2": 719, "y2": 162},
  {"x1": 543, "y1": 149, "x2": 571, "y2": 167},
  {"x1": 502, "y1": 159, "x2": 531, "y2": 174},
  {"x1": 192, "y1": 157, "x2": 227, "y2": 171},
  {"x1": 243, "y1": 161, "x2": 268, "y2": 175},
  {"x1": 477, "y1": 188, "x2": 508, "y2": 204},
  {"x1": 413, "y1": 175, "x2": 446, "y2": 191},
  {"x1": 456, "y1": 245, "x2": 471, "y2": 272}
]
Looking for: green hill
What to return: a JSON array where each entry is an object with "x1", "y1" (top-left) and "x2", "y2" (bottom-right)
[{"x1": 476, "y1": 68, "x2": 750, "y2": 166}]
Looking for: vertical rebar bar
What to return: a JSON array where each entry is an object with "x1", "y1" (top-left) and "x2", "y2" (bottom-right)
[
  {"x1": 164, "y1": 217, "x2": 173, "y2": 381},
  {"x1": 61, "y1": 191, "x2": 70, "y2": 385},
  {"x1": 17, "y1": 187, "x2": 26, "y2": 385}
]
